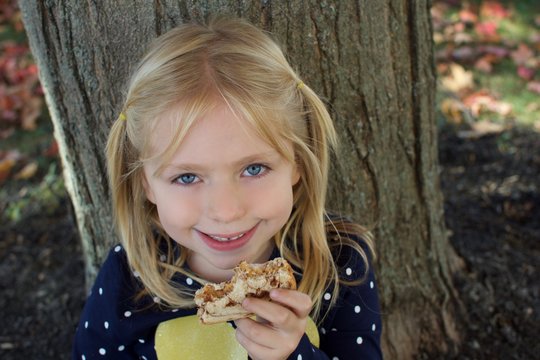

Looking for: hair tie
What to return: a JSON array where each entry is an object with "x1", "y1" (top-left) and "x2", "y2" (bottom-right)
[
  {"x1": 297, "y1": 81, "x2": 305, "y2": 90},
  {"x1": 119, "y1": 112, "x2": 127, "y2": 121}
]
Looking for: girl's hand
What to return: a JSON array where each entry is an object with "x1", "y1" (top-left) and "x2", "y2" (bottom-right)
[{"x1": 234, "y1": 289, "x2": 312, "y2": 360}]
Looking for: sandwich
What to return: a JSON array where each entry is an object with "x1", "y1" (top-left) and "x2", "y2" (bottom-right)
[{"x1": 194, "y1": 257, "x2": 296, "y2": 324}]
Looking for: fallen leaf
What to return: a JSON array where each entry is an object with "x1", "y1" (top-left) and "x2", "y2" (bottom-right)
[
  {"x1": 527, "y1": 81, "x2": 540, "y2": 94},
  {"x1": 462, "y1": 90, "x2": 512, "y2": 117},
  {"x1": 474, "y1": 56, "x2": 493, "y2": 73},
  {"x1": 475, "y1": 22, "x2": 500, "y2": 42},
  {"x1": 452, "y1": 46, "x2": 477, "y2": 62},
  {"x1": 441, "y1": 63, "x2": 474, "y2": 93},
  {"x1": 440, "y1": 98, "x2": 469, "y2": 125},
  {"x1": 478, "y1": 45, "x2": 510, "y2": 59},
  {"x1": 457, "y1": 120, "x2": 506, "y2": 140},
  {"x1": 511, "y1": 44, "x2": 535, "y2": 66},
  {"x1": 459, "y1": 8, "x2": 478, "y2": 24},
  {"x1": 0, "y1": 158, "x2": 16, "y2": 183},
  {"x1": 14, "y1": 161, "x2": 38, "y2": 180},
  {"x1": 480, "y1": 1, "x2": 511, "y2": 19},
  {"x1": 517, "y1": 66, "x2": 536, "y2": 81},
  {"x1": 43, "y1": 140, "x2": 59, "y2": 157},
  {"x1": 21, "y1": 97, "x2": 42, "y2": 130}
]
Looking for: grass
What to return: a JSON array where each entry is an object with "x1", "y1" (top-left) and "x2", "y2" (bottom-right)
[{"x1": 475, "y1": 59, "x2": 539, "y2": 125}]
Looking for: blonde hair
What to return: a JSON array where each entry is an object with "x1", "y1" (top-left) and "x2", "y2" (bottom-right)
[{"x1": 106, "y1": 16, "x2": 374, "y2": 321}]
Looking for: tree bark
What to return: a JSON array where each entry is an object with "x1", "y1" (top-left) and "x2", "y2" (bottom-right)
[{"x1": 19, "y1": 0, "x2": 463, "y2": 357}]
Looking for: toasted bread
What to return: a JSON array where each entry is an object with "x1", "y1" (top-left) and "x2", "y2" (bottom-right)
[{"x1": 194, "y1": 257, "x2": 296, "y2": 324}]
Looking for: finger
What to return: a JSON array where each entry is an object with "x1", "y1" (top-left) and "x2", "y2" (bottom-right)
[
  {"x1": 269, "y1": 289, "x2": 313, "y2": 318},
  {"x1": 235, "y1": 319, "x2": 281, "y2": 357},
  {"x1": 235, "y1": 317, "x2": 279, "y2": 348},
  {"x1": 235, "y1": 318, "x2": 298, "y2": 359},
  {"x1": 242, "y1": 297, "x2": 298, "y2": 328}
]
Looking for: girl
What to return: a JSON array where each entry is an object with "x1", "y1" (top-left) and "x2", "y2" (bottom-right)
[{"x1": 72, "y1": 16, "x2": 382, "y2": 360}]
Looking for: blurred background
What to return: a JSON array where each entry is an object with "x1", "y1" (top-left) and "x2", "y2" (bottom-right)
[{"x1": 1, "y1": 0, "x2": 538, "y2": 358}]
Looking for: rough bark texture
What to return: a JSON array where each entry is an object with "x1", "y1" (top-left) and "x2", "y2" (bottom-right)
[{"x1": 19, "y1": 0, "x2": 462, "y2": 357}]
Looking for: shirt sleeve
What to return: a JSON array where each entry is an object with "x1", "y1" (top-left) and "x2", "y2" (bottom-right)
[
  {"x1": 289, "y1": 236, "x2": 383, "y2": 360},
  {"x1": 71, "y1": 245, "x2": 157, "y2": 360}
]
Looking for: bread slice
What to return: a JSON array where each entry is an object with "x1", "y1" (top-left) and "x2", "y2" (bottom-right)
[{"x1": 194, "y1": 257, "x2": 296, "y2": 324}]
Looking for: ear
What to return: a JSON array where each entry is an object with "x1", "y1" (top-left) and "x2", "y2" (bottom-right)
[
  {"x1": 142, "y1": 172, "x2": 156, "y2": 204},
  {"x1": 291, "y1": 164, "x2": 301, "y2": 186}
]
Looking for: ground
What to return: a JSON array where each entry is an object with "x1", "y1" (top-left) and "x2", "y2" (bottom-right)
[{"x1": 0, "y1": 127, "x2": 538, "y2": 359}]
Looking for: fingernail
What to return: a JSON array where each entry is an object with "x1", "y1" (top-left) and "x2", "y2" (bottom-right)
[{"x1": 270, "y1": 289, "x2": 280, "y2": 299}]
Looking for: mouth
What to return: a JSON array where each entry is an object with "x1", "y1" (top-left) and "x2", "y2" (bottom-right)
[
  {"x1": 196, "y1": 223, "x2": 260, "y2": 251},
  {"x1": 206, "y1": 232, "x2": 246, "y2": 242}
]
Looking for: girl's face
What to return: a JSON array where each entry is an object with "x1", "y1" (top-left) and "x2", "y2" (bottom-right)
[{"x1": 143, "y1": 103, "x2": 300, "y2": 282}]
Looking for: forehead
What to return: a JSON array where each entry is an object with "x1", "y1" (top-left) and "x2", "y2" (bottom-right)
[{"x1": 145, "y1": 102, "x2": 293, "y2": 170}]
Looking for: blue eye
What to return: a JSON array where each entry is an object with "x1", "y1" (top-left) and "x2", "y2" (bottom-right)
[
  {"x1": 243, "y1": 164, "x2": 266, "y2": 177},
  {"x1": 175, "y1": 173, "x2": 198, "y2": 184}
]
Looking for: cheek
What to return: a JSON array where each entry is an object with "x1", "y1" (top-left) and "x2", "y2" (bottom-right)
[
  {"x1": 250, "y1": 180, "x2": 295, "y2": 218},
  {"x1": 153, "y1": 193, "x2": 200, "y2": 230}
]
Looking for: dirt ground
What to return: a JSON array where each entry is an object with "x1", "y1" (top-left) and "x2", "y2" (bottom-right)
[{"x1": 0, "y1": 127, "x2": 538, "y2": 359}]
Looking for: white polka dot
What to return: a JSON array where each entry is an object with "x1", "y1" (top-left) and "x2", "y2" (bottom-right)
[
  {"x1": 297, "y1": 355, "x2": 302, "y2": 360},
  {"x1": 357, "y1": 336, "x2": 363, "y2": 344},
  {"x1": 332, "y1": 357, "x2": 340, "y2": 360},
  {"x1": 99, "y1": 348, "x2": 106, "y2": 355},
  {"x1": 114, "y1": 245, "x2": 122, "y2": 252},
  {"x1": 186, "y1": 277, "x2": 194, "y2": 285},
  {"x1": 372, "y1": 323, "x2": 376, "y2": 331},
  {"x1": 323, "y1": 292, "x2": 331, "y2": 301},
  {"x1": 133, "y1": 271, "x2": 140, "y2": 277},
  {"x1": 124, "y1": 311, "x2": 132, "y2": 317},
  {"x1": 84, "y1": 321, "x2": 88, "y2": 329},
  {"x1": 81, "y1": 355, "x2": 86, "y2": 360},
  {"x1": 141, "y1": 356, "x2": 148, "y2": 360},
  {"x1": 118, "y1": 345, "x2": 125, "y2": 351},
  {"x1": 331, "y1": 328, "x2": 337, "y2": 332},
  {"x1": 172, "y1": 309, "x2": 179, "y2": 312},
  {"x1": 345, "y1": 267, "x2": 352, "y2": 276},
  {"x1": 354, "y1": 305, "x2": 361, "y2": 313},
  {"x1": 153, "y1": 296, "x2": 160, "y2": 303},
  {"x1": 370, "y1": 281, "x2": 374, "y2": 289},
  {"x1": 139, "y1": 339, "x2": 145, "y2": 343},
  {"x1": 320, "y1": 327, "x2": 326, "y2": 335},
  {"x1": 104, "y1": 321, "x2": 109, "y2": 329},
  {"x1": 160, "y1": 255, "x2": 166, "y2": 262},
  {"x1": 99, "y1": 287, "x2": 103, "y2": 295}
]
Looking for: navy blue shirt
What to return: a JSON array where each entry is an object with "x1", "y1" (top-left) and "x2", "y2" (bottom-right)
[{"x1": 72, "y1": 237, "x2": 382, "y2": 359}]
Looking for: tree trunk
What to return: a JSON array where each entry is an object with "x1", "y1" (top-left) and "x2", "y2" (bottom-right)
[{"x1": 19, "y1": 0, "x2": 463, "y2": 357}]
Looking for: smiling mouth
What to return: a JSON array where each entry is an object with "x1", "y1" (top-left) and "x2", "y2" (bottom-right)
[{"x1": 206, "y1": 232, "x2": 246, "y2": 242}]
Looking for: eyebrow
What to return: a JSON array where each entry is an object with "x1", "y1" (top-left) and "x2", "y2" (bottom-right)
[{"x1": 157, "y1": 151, "x2": 282, "y2": 176}]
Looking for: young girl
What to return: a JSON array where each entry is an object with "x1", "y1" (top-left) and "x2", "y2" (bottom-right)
[{"x1": 72, "y1": 16, "x2": 382, "y2": 360}]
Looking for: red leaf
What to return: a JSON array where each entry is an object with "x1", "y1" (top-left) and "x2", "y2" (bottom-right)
[
  {"x1": 459, "y1": 9, "x2": 478, "y2": 24},
  {"x1": 475, "y1": 22, "x2": 499, "y2": 41},
  {"x1": 480, "y1": 1, "x2": 511, "y2": 19},
  {"x1": 517, "y1": 66, "x2": 536, "y2": 81},
  {"x1": 43, "y1": 140, "x2": 59, "y2": 158}
]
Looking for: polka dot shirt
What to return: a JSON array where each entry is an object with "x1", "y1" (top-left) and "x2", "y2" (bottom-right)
[{"x1": 72, "y1": 235, "x2": 382, "y2": 359}]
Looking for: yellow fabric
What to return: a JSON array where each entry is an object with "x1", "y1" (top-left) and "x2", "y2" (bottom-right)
[{"x1": 155, "y1": 315, "x2": 319, "y2": 360}]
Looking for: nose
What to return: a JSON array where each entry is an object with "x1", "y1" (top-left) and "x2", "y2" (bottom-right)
[{"x1": 206, "y1": 181, "x2": 246, "y2": 223}]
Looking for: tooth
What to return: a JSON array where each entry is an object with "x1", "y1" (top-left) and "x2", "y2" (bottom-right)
[{"x1": 209, "y1": 233, "x2": 245, "y2": 242}]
